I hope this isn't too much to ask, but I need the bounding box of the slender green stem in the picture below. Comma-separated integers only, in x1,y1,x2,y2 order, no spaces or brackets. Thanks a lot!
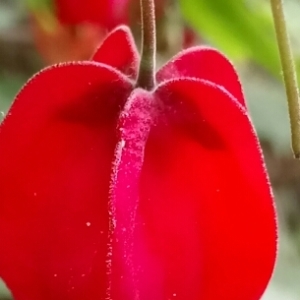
270,0,300,158
136,0,156,90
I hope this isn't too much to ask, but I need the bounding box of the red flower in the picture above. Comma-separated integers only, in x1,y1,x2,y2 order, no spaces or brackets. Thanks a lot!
0,26,276,299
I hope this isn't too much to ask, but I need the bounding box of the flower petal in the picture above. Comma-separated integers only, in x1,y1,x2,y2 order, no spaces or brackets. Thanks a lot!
148,78,276,299
110,79,276,299
156,47,246,107
92,26,139,80
0,63,132,300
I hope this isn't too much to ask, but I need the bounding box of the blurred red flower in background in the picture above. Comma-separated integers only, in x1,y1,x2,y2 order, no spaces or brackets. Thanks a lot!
55,0,129,27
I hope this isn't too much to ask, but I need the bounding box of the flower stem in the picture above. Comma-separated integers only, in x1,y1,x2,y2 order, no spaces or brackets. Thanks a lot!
136,0,156,90
270,0,300,158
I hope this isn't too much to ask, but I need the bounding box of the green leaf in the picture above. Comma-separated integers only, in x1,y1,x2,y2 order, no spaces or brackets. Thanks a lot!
179,0,280,75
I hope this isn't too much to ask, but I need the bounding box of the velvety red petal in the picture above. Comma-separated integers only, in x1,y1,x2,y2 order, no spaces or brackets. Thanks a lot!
0,63,132,300
156,47,246,107
148,79,276,299
92,26,139,80
110,79,276,299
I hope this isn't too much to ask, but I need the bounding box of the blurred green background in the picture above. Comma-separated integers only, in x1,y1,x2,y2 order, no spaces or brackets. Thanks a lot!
1,0,300,299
